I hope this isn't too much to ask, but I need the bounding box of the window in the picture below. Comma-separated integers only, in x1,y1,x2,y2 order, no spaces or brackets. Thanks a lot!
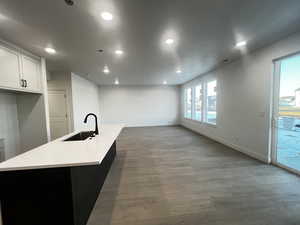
184,79,217,125
194,84,202,121
185,88,192,119
205,80,217,125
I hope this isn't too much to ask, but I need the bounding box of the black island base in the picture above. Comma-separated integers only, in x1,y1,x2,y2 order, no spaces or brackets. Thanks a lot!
0,141,116,225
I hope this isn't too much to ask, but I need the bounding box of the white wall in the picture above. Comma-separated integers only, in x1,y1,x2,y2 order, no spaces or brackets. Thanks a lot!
181,31,300,163
71,73,101,131
99,85,180,127
0,92,21,160
17,94,49,152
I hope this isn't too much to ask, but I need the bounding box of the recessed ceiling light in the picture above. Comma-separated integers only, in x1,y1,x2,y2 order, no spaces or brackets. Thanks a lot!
101,12,113,21
176,69,182,74
163,81,167,85
103,65,110,74
45,47,56,54
235,41,247,48
165,39,174,45
115,78,119,85
115,50,124,55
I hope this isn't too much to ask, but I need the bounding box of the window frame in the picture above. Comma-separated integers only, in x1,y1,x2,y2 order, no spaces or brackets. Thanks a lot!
193,83,203,122
183,78,217,126
204,79,217,126
184,87,193,119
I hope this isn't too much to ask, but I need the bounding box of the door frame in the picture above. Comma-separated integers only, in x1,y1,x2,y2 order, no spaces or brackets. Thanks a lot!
270,54,300,176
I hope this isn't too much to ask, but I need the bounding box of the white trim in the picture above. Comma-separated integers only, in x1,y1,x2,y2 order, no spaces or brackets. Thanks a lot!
41,58,51,142
126,123,180,128
273,162,300,176
270,53,300,176
182,124,269,163
0,85,42,94
183,87,192,119
204,79,217,125
270,60,281,164
191,86,196,119
202,122,217,128
193,83,203,122
272,50,300,63
0,38,40,61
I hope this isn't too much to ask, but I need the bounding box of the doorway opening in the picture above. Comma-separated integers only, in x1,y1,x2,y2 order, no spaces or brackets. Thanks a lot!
272,53,300,174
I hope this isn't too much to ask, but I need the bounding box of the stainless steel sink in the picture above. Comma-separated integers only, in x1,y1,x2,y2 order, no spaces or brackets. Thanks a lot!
63,131,95,141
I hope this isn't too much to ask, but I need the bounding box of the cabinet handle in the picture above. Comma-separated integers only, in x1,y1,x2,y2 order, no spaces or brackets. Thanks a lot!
24,80,28,88
20,79,24,87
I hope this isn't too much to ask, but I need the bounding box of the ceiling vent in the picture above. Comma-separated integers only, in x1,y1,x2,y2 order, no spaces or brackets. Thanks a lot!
65,0,74,6
223,59,230,64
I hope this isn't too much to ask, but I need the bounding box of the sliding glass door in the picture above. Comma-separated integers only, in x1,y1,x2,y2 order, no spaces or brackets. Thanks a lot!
273,53,300,173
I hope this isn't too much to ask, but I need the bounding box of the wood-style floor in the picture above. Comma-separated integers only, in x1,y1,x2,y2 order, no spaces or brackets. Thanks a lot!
87,126,300,225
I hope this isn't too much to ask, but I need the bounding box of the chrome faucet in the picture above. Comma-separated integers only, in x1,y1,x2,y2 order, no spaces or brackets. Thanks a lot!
84,113,99,135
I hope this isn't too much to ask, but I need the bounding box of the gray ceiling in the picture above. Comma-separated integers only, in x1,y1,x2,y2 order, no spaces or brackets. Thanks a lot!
1,0,300,85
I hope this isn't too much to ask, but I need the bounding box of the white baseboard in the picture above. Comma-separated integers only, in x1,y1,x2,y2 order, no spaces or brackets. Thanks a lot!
181,124,270,164
127,123,180,128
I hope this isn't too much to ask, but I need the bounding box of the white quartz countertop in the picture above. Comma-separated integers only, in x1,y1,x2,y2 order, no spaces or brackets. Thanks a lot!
0,124,124,172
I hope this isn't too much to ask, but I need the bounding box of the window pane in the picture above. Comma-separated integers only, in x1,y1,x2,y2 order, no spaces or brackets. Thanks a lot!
185,88,192,118
206,80,217,124
194,85,202,121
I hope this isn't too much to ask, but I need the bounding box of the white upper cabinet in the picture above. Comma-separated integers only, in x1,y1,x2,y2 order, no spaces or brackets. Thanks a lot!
0,43,42,93
0,45,21,89
21,54,41,92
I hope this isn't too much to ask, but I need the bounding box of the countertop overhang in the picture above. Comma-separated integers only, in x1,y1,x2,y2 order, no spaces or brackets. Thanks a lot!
0,124,124,172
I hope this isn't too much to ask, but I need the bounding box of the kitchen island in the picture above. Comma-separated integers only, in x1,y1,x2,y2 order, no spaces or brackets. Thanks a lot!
0,124,123,225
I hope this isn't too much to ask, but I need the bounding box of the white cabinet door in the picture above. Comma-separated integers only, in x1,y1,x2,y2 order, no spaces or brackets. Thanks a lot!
22,55,41,92
0,45,21,89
